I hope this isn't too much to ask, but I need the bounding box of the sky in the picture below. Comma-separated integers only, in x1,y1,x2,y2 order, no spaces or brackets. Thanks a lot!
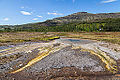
0,0,120,25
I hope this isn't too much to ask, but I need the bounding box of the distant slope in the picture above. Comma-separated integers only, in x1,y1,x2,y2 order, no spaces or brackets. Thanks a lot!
1,12,120,32
21,12,120,27
52,12,120,23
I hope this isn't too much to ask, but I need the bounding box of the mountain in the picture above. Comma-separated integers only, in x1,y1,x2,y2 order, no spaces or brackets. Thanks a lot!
22,12,120,27
1,12,120,32
51,12,120,23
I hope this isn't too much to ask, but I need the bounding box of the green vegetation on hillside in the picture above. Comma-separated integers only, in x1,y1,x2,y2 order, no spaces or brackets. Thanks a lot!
0,18,120,32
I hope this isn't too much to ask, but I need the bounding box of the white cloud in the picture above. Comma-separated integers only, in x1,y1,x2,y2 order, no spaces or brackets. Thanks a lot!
37,15,43,18
21,6,25,9
73,0,75,3
33,18,38,21
47,12,63,15
20,11,32,15
101,0,117,3
3,18,9,21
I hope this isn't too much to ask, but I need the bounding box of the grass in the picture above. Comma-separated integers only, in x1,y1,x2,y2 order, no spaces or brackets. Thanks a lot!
30,36,60,41
0,32,60,45
0,32,120,45
58,32,120,45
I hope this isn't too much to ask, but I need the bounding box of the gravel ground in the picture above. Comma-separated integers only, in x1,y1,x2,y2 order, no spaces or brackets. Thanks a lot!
0,38,120,80
26,46,105,73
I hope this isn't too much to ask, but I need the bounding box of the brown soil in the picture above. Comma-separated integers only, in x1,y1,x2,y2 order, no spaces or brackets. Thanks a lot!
1,67,120,80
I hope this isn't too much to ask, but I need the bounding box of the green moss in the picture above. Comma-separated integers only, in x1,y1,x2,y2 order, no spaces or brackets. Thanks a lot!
57,33,67,36
48,36,60,40
30,36,60,41
99,39,120,44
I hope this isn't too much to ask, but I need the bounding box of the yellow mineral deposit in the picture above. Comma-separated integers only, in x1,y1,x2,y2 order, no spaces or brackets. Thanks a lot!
72,46,118,73
11,50,50,73
11,44,66,74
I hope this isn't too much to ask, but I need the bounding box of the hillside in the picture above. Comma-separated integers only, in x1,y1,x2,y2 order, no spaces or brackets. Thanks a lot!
18,12,120,26
52,12,120,23
1,12,120,32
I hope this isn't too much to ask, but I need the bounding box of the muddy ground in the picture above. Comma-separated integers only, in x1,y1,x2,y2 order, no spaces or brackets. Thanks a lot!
0,38,120,80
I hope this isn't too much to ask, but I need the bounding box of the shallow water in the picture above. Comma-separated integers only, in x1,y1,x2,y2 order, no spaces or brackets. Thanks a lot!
0,46,7,50
68,39,82,42
0,45,15,50
0,39,94,51
60,38,94,44
0,42,41,50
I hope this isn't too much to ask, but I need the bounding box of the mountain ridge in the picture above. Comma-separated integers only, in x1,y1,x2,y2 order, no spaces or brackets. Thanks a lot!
1,12,120,26
24,12,120,27
1,12,120,32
